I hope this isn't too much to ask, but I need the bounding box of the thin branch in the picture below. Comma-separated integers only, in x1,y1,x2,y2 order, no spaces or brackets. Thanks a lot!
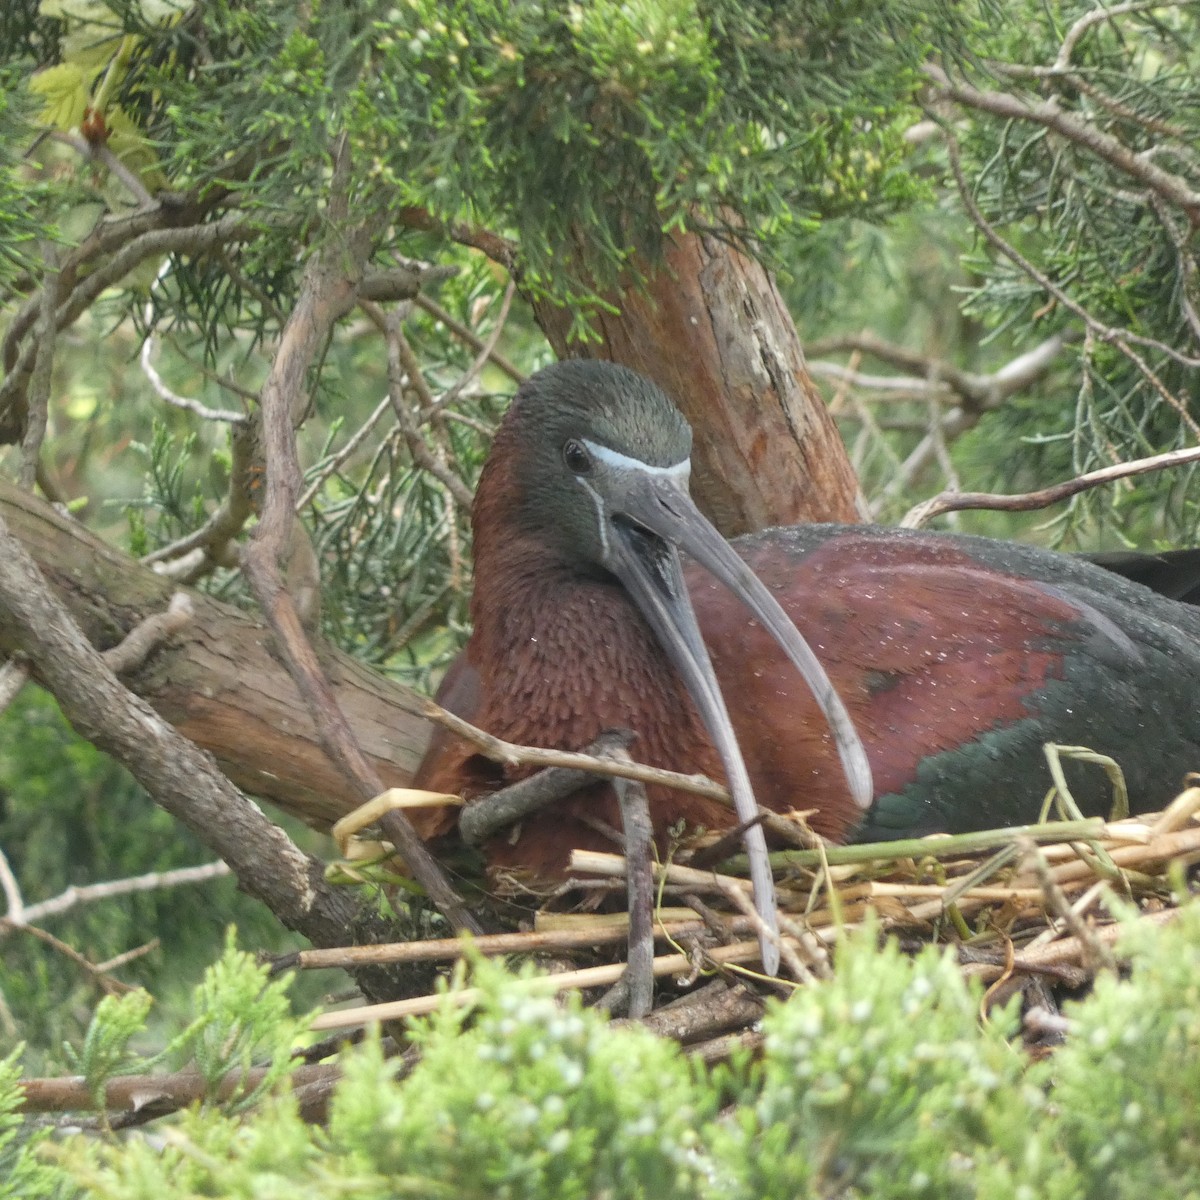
901,443,1200,527
1,861,231,932
424,279,518,416
418,696,732,805
140,333,246,424
1,211,265,420
18,247,60,489
459,730,636,846
3,191,222,370
7,921,136,994
808,332,1069,413
939,129,1200,378
0,844,25,924
1054,0,1184,68
414,292,526,383
101,592,193,675
925,62,1200,222
240,147,480,938
17,1063,341,1116
273,913,756,974
309,936,782,1032
384,317,476,509
296,392,393,512
600,758,655,1018
395,205,518,270
141,415,261,570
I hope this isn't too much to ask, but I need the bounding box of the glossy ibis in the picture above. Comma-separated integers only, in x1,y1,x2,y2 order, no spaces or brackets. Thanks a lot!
414,360,1200,928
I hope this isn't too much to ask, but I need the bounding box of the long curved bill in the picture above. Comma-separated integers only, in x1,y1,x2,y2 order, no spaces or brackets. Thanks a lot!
601,470,874,977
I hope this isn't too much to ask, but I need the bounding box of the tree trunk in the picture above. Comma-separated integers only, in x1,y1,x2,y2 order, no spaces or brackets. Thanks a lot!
532,229,866,536
0,480,426,830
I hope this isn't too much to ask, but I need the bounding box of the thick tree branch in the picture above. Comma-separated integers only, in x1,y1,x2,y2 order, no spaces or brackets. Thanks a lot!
0,478,431,830
0,515,365,950
241,156,480,937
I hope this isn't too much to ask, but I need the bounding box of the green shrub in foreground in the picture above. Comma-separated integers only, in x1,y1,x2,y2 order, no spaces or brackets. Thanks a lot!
8,907,1200,1198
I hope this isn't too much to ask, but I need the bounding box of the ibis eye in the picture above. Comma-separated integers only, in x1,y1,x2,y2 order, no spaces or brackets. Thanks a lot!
563,439,592,475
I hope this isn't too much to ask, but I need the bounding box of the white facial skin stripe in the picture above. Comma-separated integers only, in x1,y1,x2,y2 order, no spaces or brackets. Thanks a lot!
578,477,610,559
581,438,691,481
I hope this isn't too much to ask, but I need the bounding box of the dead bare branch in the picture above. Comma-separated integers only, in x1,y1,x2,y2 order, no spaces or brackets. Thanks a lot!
1,861,231,933
240,146,480,938
901,442,1200,527
808,332,1070,413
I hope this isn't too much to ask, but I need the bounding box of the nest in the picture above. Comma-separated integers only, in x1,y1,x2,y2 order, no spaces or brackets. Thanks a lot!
304,768,1200,1059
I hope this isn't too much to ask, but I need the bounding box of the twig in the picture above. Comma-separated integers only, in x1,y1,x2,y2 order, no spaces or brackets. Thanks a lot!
101,593,194,674
719,878,811,984
569,850,805,907
17,1063,342,1116
140,330,246,424
1020,839,1118,972
18,246,60,489
296,393,393,512
396,205,518,270
1,861,231,933
414,292,525,383
602,762,656,1017
900,442,1200,527
0,844,25,924
627,979,764,1042
459,730,636,846
423,279,518,417
141,416,261,570
1054,0,1180,68
384,318,475,509
5,921,136,994
309,936,798,1032
419,698,731,804
274,914,756,975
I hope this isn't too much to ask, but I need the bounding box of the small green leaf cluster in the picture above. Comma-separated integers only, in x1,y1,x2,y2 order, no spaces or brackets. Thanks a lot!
0,1049,76,1200
1053,909,1200,1198
330,961,714,1199
60,991,154,1108
163,929,304,1111
718,933,1072,1199
6,908,1200,1198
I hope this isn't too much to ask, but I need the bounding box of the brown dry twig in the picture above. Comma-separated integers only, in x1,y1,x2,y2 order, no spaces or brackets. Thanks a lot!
901,443,1200,527
238,146,479,938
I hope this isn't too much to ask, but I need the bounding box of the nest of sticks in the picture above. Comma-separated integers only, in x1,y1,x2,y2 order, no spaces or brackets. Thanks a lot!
301,751,1200,1059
